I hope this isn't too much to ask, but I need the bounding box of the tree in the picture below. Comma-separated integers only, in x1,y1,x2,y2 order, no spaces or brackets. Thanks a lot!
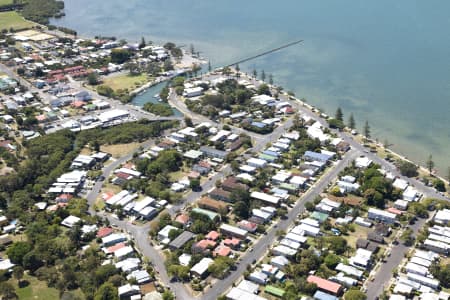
208,61,212,72
257,84,271,96
261,69,266,82
398,161,418,177
162,291,175,300
6,242,32,265
363,120,370,140
433,179,446,192
335,107,343,122
233,201,249,219
447,167,450,183
87,72,99,85
208,256,233,278
344,289,367,300
426,154,434,174
184,117,193,127
139,37,146,49
324,253,341,269
252,69,257,78
190,179,201,191
94,282,119,300
347,113,355,129
269,74,274,85
22,251,43,273
0,282,17,300
327,236,348,255
400,228,414,246
13,266,23,285
110,49,131,64
235,64,240,73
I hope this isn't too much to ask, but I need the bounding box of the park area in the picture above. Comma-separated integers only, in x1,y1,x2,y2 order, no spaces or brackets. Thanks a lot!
0,11,34,31
102,73,150,92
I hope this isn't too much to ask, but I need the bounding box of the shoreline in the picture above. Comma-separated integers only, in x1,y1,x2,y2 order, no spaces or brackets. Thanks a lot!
16,12,450,184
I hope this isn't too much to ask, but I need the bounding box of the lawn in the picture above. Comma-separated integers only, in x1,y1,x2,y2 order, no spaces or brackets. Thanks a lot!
0,0,13,6
102,73,150,92
100,142,141,158
0,11,34,31
11,274,59,300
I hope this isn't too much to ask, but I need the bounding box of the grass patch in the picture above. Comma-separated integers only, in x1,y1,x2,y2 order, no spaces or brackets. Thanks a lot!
169,170,186,182
0,11,34,31
342,224,371,249
100,142,142,158
10,274,59,300
0,0,13,7
102,73,149,92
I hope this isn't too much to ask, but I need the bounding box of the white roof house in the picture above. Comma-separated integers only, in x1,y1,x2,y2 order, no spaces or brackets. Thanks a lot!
355,156,372,168
247,158,267,168
190,257,214,277
335,263,364,279
157,225,178,241
250,191,280,206
114,246,134,261
97,109,129,123
102,233,127,247
405,262,429,277
226,288,267,300
297,223,320,237
403,186,419,202
132,197,155,213
219,223,248,238
61,215,81,228
272,245,297,257
434,209,450,225
393,178,409,191
350,248,372,269
271,256,290,269
407,273,439,289
236,279,259,295
368,208,397,224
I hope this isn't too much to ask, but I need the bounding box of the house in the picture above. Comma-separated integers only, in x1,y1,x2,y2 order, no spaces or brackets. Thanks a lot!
127,269,151,284
191,208,220,221
313,291,339,300
407,272,439,289
434,209,450,225
271,245,297,257
374,223,391,237
355,217,373,227
157,225,178,242
265,285,285,298
405,262,428,277
349,248,372,269
368,208,397,224
198,197,228,213
221,177,248,192
192,239,216,254
307,275,343,295
199,146,228,159
102,233,127,247
271,256,289,269
393,178,409,191
169,231,195,250
206,231,220,241
213,245,232,257
247,158,267,168
190,257,214,278
118,284,140,298
61,215,81,228
394,199,409,211
337,181,360,193
220,224,247,239
184,87,203,98
423,239,449,254
237,220,257,233
223,237,241,249
236,280,259,295
184,149,203,160
250,191,280,206
335,263,363,279
304,151,332,163
248,270,268,285
226,288,266,300
355,156,372,168
368,232,385,244
403,186,419,202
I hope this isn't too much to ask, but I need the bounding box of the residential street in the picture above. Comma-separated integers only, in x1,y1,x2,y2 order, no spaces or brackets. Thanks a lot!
81,73,449,300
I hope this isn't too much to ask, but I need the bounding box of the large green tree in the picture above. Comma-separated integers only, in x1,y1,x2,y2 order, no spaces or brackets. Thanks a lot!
94,283,118,300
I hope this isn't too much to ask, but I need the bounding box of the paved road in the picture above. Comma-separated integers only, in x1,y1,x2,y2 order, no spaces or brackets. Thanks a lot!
365,216,427,300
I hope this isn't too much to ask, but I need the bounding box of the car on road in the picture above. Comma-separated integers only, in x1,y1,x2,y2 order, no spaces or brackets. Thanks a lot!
98,175,105,181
